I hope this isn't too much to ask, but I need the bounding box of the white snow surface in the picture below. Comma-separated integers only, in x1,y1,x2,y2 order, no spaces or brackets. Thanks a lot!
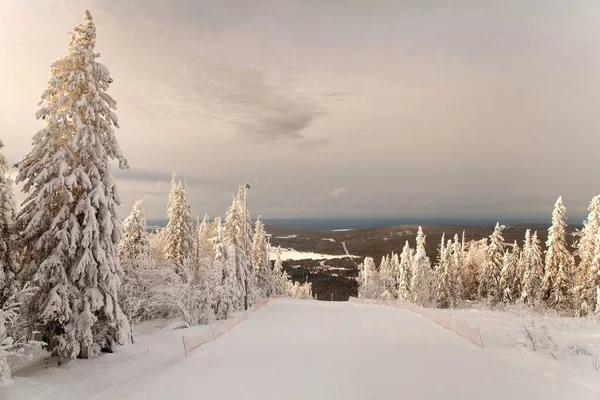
331,228,354,232
270,247,357,261
275,235,297,239
6,298,600,399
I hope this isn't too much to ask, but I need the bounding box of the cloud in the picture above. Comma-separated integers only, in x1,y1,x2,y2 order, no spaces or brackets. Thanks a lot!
140,57,327,144
329,187,348,198
198,64,326,143
113,167,236,189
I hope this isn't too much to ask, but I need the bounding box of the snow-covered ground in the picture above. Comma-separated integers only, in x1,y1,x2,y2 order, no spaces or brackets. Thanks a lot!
435,304,600,391
331,228,354,232
271,247,358,261
5,299,599,399
275,235,297,239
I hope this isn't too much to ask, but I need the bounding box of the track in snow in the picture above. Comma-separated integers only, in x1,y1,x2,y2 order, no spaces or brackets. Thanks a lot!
6,298,596,399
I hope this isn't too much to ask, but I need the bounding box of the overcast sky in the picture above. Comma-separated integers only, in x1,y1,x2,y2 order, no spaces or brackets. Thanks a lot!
0,0,599,222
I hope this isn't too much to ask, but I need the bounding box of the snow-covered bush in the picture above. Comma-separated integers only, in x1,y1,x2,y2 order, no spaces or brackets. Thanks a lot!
149,229,168,265
357,257,383,299
1,284,41,382
122,260,214,328
457,239,486,301
285,279,313,300
151,264,214,327
513,319,557,352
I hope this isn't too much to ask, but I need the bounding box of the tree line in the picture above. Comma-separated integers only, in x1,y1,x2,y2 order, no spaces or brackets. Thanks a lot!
358,195,600,315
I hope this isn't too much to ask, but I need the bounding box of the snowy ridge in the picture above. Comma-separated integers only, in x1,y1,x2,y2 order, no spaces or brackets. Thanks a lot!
348,297,483,348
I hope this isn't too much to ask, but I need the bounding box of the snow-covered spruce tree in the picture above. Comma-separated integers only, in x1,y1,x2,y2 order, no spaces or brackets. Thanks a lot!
379,254,395,299
252,216,271,298
357,257,382,299
196,214,214,272
434,240,457,308
119,199,150,268
478,223,505,305
520,230,544,304
0,139,17,302
15,11,130,360
235,186,256,304
271,247,284,295
541,196,574,309
436,233,446,265
499,241,520,303
510,241,523,302
390,252,400,295
410,227,433,306
579,228,600,315
118,200,150,331
518,229,532,303
573,195,600,313
164,175,196,278
460,239,486,300
212,219,236,319
224,195,250,311
397,241,413,300
450,234,464,301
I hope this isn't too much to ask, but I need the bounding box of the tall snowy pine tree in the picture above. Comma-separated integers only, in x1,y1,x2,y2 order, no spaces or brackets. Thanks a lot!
213,219,237,319
478,223,505,304
235,186,256,307
574,195,600,314
520,230,544,304
0,139,17,302
397,241,413,300
224,193,251,310
196,214,214,272
118,199,150,268
379,255,396,299
499,241,520,303
252,216,271,298
164,174,196,279
435,240,457,308
271,247,285,295
15,11,130,360
451,234,464,301
581,228,600,314
541,196,573,309
410,227,433,306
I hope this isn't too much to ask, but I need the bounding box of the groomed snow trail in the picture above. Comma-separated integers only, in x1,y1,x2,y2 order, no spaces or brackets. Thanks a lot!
6,298,597,399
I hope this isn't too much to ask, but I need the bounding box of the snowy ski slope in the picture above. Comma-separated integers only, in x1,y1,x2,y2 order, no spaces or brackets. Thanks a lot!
5,298,599,399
